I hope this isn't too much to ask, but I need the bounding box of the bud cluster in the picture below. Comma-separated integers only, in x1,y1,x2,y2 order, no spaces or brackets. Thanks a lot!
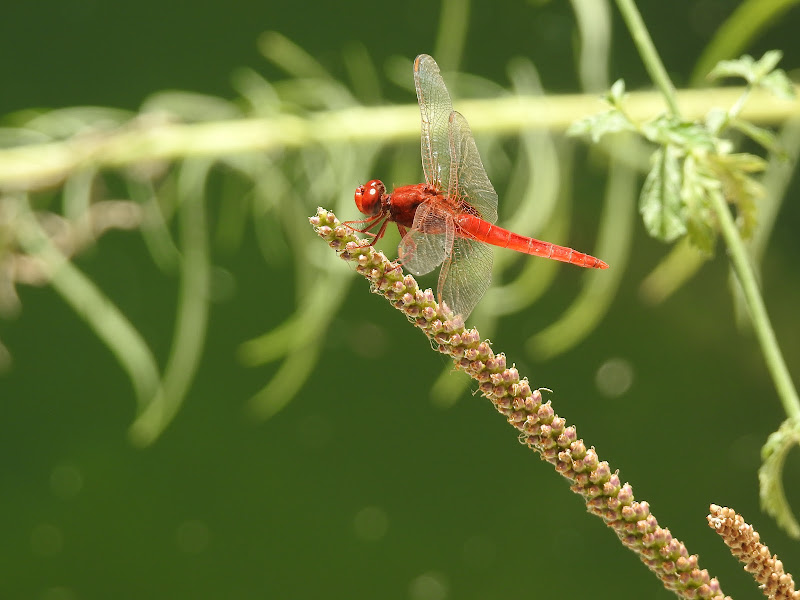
708,504,798,600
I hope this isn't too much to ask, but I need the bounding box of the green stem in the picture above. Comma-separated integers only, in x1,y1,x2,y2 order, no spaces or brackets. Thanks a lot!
3,87,799,191
615,0,681,117
433,0,470,71
727,85,753,122
709,192,800,419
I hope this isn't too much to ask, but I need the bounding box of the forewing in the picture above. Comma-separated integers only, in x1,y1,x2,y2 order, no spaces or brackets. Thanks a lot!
439,235,494,319
448,111,498,224
398,201,454,276
414,54,454,191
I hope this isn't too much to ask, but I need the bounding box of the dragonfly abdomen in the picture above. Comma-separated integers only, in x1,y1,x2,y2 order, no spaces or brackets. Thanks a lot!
458,214,608,269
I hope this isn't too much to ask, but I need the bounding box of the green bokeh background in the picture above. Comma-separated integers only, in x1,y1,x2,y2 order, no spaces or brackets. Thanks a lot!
1,1,799,598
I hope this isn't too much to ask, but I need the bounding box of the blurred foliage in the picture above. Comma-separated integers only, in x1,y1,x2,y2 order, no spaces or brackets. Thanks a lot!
2,29,636,440
2,0,800,598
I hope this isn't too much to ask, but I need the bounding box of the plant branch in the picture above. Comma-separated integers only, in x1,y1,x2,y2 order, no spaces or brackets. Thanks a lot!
616,0,800,415
615,0,681,117
310,207,730,600
612,1,800,543
2,87,799,190
708,189,800,419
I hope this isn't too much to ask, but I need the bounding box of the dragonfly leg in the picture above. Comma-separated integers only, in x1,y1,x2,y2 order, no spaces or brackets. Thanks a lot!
342,213,385,237
364,217,391,247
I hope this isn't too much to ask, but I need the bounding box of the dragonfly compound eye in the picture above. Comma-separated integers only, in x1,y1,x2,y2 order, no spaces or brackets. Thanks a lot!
354,179,385,216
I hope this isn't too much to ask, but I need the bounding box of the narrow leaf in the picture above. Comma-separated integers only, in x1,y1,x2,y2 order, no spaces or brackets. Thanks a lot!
681,155,717,254
760,420,800,539
714,151,768,173
707,50,790,90
704,107,728,136
760,70,796,100
736,183,759,239
607,79,626,105
729,119,782,154
707,54,757,83
567,109,635,143
707,152,765,239
642,116,714,150
752,49,783,80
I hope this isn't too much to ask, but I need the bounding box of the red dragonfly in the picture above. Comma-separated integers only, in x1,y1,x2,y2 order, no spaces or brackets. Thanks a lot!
351,54,608,319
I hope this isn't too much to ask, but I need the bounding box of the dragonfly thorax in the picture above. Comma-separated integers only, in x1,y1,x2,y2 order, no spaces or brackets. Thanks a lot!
354,179,386,217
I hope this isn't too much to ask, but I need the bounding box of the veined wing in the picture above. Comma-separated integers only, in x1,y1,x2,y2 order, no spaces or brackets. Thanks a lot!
398,201,455,276
448,111,498,224
439,234,494,319
400,201,493,319
414,54,454,192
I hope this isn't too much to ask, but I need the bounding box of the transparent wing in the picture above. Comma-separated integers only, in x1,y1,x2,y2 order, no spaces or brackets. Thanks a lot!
398,201,454,276
414,54,454,191
448,111,498,224
439,235,494,319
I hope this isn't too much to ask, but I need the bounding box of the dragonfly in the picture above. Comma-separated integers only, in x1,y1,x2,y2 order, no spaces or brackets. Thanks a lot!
350,54,608,319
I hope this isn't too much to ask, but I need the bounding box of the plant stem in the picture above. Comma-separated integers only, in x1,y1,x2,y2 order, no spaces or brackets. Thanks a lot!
708,191,800,419
615,0,681,117
1,87,798,191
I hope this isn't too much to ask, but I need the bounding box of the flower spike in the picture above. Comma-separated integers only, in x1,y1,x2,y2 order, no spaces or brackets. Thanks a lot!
311,207,731,600
708,504,799,600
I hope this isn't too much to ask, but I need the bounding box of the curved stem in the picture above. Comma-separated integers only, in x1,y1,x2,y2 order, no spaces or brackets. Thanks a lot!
14,194,161,407
708,191,800,419
128,159,212,446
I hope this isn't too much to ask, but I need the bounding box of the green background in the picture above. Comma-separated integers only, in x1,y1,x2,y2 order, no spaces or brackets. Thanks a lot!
1,1,799,599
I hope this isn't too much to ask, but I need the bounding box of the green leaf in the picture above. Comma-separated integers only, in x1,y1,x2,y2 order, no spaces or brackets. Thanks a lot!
641,116,715,150
714,151,767,173
640,115,676,145
567,109,635,143
706,51,794,97
737,183,759,239
760,69,796,100
681,154,717,254
708,152,765,239
606,79,626,106
729,118,782,154
640,146,686,242
704,107,728,136
752,49,783,79
707,54,758,82
685,213,715,255
760,419,800,539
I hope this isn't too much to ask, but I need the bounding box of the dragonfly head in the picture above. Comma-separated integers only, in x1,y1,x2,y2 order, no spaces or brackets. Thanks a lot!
354,179,386,217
